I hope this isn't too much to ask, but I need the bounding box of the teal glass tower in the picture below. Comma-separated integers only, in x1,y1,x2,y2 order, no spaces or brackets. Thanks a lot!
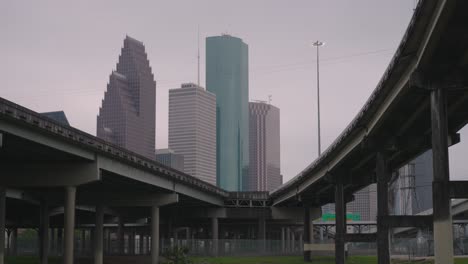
206,34,249,191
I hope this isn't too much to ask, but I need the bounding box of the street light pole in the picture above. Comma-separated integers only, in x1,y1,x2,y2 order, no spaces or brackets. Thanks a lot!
312,40,324,157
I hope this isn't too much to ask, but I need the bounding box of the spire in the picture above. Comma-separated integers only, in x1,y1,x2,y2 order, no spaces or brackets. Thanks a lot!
197,25,200,88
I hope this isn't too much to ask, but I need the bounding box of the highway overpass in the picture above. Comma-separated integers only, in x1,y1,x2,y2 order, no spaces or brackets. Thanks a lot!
1,0,468,264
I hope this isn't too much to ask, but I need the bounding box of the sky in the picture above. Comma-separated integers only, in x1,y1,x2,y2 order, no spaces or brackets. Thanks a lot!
1,0,466,182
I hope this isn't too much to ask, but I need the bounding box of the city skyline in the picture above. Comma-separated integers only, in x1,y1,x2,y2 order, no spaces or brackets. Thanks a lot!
2,0,467,183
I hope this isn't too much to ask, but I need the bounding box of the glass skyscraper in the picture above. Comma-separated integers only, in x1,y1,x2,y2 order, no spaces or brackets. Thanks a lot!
97,36,156,159
206,35,249,191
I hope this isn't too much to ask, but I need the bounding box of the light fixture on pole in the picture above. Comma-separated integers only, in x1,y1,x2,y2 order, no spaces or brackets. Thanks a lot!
312,40,325,157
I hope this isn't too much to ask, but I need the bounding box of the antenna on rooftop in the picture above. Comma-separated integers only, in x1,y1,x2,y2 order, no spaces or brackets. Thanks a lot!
268,95,272,104
197,25,200,88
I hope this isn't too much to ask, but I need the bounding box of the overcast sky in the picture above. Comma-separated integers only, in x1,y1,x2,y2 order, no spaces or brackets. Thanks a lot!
1,0,466,182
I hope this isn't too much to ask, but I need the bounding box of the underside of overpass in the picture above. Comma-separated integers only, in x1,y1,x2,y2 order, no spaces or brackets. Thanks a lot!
1,0,468,264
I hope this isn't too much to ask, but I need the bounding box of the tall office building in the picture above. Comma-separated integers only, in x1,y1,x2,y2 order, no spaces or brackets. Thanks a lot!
155,148,185,172
41,111,70,126
168,83,217,185
322,184,377,221
390,150,433,215
206,34,249,191
97,36,156,159
248,102,281,191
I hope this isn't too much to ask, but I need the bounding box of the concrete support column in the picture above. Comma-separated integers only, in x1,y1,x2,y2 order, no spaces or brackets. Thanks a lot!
64,186,76,264
286,227,291,252
304,207,312,261
11,228,17,256
81,229,86,256
117,218,124,255
50,228,56,255
0,188,6,264
139,231,144,255
57,228,63,255
291,230,296,252
431,85,454,264
94,205,104,264
151,206,159,264
335,177,345,264
258,218,266,252
281,227,285,253
39,199,50,264
211,217,218,257
376,152,390,264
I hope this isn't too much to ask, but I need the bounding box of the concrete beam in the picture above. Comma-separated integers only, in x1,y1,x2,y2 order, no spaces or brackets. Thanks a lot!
0,121,95,160
97,156,223,206
272,207,321,221
449,181,468,198
0,161,99,187
80,193,179,207
345,233,377,243
381,215,433,228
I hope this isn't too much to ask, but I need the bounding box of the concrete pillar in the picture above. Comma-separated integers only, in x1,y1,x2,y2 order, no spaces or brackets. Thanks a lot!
335,177,345,264
286,227,291,252
50,228,56,255
94,205,104,264
211,217,218,256
57,228,63,255
291,230,296,252
0,188,5,264
117,218,124,255
304,207,312,261
299,233,303,252
258,218,266,252
11,228,17,256
431,85,454,264
81,229,86,256
376,152,390,264
39,199,50,264
64,186,76,264
281,227,285,253
139,231,144,255
151,206,159,264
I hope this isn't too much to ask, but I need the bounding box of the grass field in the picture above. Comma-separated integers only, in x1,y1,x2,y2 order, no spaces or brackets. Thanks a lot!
192,256,468,264
6,256,468,264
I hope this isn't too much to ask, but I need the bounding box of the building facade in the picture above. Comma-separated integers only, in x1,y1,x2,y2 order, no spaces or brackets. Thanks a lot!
248,102,281,191
322,184,377,221
97,36,156,159
41,111,70,126
390,150,433,215
168,83,217,185
206,34,249,191
155,148,185,172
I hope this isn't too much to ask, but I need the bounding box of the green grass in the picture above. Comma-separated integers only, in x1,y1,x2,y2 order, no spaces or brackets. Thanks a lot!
191,256,376,264
5,256,468,264
191,256,468,264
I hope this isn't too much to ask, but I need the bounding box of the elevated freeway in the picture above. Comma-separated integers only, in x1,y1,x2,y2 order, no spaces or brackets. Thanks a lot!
268,0,468,263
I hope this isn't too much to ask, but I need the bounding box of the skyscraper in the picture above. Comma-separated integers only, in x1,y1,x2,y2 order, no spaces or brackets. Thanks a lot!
168,83,217,185
390,150,433,215
248,102,281,191
206,34,249,191
155,148,185,172
97,36,156,159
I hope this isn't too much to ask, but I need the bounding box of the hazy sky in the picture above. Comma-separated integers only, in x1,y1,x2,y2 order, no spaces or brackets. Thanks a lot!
2,0,466,182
